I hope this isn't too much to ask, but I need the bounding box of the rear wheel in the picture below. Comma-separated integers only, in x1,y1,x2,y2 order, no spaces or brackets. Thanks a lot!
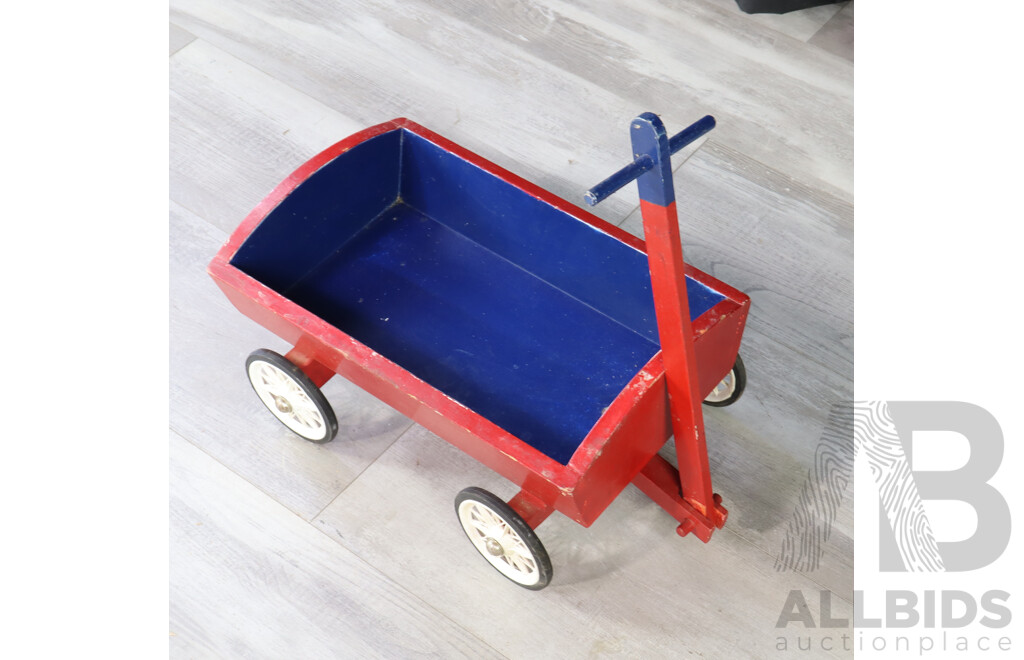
703,354,746,407
455,487,552,590
245,349,338,443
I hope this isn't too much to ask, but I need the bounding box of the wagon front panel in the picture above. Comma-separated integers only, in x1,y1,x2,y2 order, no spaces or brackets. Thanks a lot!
562,355,671,526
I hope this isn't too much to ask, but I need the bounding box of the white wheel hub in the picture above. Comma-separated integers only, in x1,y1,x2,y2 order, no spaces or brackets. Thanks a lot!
247,359,328,441
457,499,540,586
705,369,736,403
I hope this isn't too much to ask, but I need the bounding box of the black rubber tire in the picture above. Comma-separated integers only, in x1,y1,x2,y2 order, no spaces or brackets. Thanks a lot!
455,487,553,590
245,348,338,443
703,354,747,407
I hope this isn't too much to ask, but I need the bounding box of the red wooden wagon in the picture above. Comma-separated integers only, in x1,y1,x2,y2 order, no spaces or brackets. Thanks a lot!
208,113,749,589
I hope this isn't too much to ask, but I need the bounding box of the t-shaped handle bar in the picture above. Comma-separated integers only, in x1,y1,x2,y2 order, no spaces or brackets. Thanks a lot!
583,114,715,207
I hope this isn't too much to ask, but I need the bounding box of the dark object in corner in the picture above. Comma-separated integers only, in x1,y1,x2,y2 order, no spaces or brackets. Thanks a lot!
735,0,840,14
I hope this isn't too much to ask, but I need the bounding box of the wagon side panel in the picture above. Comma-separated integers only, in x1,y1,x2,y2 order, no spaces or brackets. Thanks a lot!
212,267,575,506
327,349,570,507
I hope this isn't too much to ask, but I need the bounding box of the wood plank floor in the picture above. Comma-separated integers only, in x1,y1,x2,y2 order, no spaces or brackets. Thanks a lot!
170,1,853,657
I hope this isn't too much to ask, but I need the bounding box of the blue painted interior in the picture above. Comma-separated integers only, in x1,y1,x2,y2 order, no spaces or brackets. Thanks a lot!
233,128,725,465
231,130,402,293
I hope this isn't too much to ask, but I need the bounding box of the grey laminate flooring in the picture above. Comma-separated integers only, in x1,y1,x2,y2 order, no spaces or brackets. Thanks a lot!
170,1,854,657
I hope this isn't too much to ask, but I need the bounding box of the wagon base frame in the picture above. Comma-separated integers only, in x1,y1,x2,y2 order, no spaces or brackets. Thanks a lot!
632,454,728,542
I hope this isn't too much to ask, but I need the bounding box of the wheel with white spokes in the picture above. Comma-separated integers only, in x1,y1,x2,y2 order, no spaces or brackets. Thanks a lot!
703,354,746,407
455,487,552,590
245,349,338,443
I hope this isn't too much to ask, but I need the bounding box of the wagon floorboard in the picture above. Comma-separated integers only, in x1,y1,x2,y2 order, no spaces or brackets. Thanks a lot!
170,0,853,656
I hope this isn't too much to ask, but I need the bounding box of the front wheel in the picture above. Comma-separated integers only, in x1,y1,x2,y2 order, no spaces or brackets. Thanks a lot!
245,349,338,443
455,487,552,590
703,354,746,407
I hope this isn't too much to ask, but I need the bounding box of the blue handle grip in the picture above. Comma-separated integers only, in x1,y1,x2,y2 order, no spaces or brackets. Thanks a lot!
584,115,715,207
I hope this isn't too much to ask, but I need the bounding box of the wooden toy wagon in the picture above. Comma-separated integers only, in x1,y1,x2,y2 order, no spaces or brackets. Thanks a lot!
208,113,749,589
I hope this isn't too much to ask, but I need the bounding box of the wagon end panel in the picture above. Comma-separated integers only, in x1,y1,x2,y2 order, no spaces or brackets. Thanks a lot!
228,128,404,294
564,357,671,527
692,293,750,398
208,268,310,350
209,119,407,279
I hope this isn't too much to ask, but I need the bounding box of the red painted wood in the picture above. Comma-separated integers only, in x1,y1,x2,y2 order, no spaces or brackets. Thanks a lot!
693,297,749,398
631,454,727,543
568,355,670,526
639,199,724,527
507,489,556,530
284,344,335,388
